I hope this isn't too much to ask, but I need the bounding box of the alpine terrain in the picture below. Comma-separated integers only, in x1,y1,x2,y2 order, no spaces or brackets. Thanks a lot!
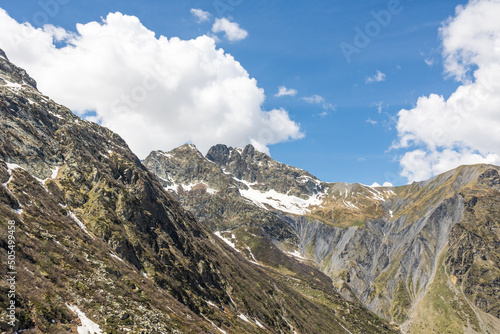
143,143,500,334
0,49,401,333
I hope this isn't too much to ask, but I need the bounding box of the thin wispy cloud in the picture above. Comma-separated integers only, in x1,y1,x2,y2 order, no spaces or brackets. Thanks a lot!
302,94,335,116
365,70,386,84
372,101,384,114
212,18,248,42
275,86,297,97
424,58,435,66
302,95,324,104
190,8,211,23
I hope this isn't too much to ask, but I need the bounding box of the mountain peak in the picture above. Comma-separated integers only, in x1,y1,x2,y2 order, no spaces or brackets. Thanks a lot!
206,144,231,165
0,48,9,61
0,49,37,89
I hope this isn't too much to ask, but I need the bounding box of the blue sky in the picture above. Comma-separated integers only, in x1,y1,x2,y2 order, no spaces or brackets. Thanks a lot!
2,0,498,186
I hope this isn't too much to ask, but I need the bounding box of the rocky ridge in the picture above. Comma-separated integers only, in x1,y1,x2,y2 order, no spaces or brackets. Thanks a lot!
144,143,500,334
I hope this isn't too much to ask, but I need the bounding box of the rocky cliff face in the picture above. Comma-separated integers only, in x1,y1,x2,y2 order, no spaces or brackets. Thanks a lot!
0,50,397,334
144,143,500,334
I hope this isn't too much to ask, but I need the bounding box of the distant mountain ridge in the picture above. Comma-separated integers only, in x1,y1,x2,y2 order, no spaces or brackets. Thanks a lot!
144,143,500,334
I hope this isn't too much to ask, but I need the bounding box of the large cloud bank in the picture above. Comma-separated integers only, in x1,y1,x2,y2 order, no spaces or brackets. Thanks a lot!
0,10,303,156
395,0,500,182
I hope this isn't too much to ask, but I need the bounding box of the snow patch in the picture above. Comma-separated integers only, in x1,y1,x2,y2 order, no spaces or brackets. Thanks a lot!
66,304,102,334
255,319,265,329
201,314,227,334
285,250,307,260
2,163,24,215
246,246,258,262
3,163,21,187
239,186,324,215
1,78,22,91
221,168,233,175
160,152,174,159
236,177,258,187
183,182,217,194
214,231,240,252
33,166,60,191
110,252,125,263
238,314,251,323
50,166,60,179
165,181,217,195
68,211,94,239
364,186,386,202
342,200,359,210
205,300,218,308
47,110,64,119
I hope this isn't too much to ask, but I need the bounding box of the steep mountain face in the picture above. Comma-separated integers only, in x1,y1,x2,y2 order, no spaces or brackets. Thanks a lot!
144,144,500,334
0,50,397,334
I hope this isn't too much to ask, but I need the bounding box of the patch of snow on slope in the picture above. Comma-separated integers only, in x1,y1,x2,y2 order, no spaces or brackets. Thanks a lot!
255,319,265,329
236,178,258,187
285,250,307,260
238,314,251,323
201,314,227,334
66,304,102,334
3,163,21,187
159,151,173,159
165,181,217,194
364,186,386,201
32,166,61,191
342,200,359,210
246,246,258,262
2,163,24,215
239,187,323,215
47,110,64,119
183,182,217,194
214,231,240,252
50,166,60,179
297,175,321,185
110,252,125,263
68,211,94,239
205,300,218,308
1,79,22,91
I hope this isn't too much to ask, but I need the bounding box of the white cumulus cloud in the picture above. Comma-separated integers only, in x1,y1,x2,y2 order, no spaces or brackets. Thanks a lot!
365,70,386,84
275,86,297,97
211,18,248,42
190,8,211,23
0,10,303,157
394,0,500,182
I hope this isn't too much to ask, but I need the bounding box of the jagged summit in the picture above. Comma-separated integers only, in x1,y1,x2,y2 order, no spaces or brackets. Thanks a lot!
0,48,8,60
0,48,37,89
